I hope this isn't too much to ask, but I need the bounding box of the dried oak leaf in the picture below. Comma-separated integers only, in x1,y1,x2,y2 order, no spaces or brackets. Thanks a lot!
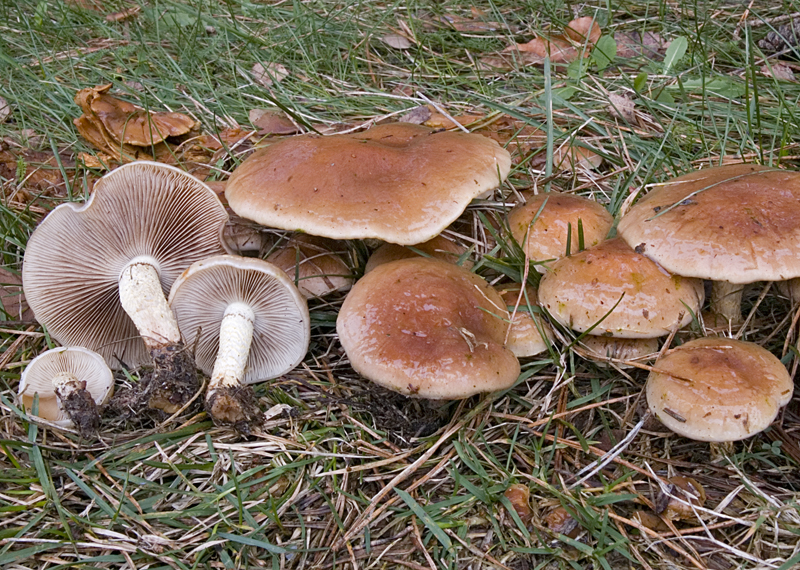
252,62,289,88
607,92,636,123
761,63,796,81
398,105,432,125
504,16,602,65
0,267,34,322
614,31,666,59
381,34,413,49
248,109,300,135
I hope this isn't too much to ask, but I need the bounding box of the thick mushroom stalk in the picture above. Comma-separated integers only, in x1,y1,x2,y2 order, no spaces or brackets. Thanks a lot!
205,303,260,427
168,255,310,432
22,162,230,414
708,281,745,325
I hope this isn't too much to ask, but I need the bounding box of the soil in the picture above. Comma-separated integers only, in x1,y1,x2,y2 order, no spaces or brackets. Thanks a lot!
206,384,262,434
144,344,199,413
55,382,100,438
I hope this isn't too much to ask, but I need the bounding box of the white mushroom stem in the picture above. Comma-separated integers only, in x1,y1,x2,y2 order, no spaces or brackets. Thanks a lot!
52,371,86,404
209,302,255,391
709,281,745,324
119,257,181,349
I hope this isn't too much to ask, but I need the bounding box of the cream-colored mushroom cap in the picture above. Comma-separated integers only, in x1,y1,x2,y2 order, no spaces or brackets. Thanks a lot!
225,123,511,245
646,337,793,442
508,193,612,272
168,255,310,384
19,347,113,425
538,238,704,338
336,257,520,399
617,163,800,283
495,283,552,357
22,161,229,368
578,336,659,368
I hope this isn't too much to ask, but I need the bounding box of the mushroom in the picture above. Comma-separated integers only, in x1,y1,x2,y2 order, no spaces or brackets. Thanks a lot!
538,239,704,364
508,192,613,272
364,235,471,273
336,257,520,399
168,255,310,431
225,123,511,245
646,337,794,441
266,234,353,298
22,161,229,412
494,283,553,357
617,163,800,324
18,347,114,437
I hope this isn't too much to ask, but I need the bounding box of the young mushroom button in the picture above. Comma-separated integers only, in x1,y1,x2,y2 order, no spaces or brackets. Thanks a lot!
19,347,114,437
168,255,310,432
22,161,229,413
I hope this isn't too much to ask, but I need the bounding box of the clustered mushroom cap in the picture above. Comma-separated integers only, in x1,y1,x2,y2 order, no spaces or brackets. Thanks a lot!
646,337,793,442
364,235,471,273
225,123,511,245
495,283,552,357
508,192,613,271
22,162,229,369
168,255,310,384
266,234,353,298
618,163,800,283
336,257,520,399
538,238,704,338
19,347,113,425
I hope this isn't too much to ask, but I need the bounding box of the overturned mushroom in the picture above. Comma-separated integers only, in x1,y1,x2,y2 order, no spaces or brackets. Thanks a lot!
23,161,229,412
19,347,114,437
168,255,310,431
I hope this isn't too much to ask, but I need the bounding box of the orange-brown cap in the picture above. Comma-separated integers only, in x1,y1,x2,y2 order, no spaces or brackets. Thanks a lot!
646,337,793,441
495,283,552,357
618,164,800,283
336,257,520,399
225,123,511,245
508,192,612,271
364,235,471,273
538,238,704,338
266,234,353,299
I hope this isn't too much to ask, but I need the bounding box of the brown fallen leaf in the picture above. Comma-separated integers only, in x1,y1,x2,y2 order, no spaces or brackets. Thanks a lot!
630,510,670,532
494,16,601,67
248,109,300,135
106,6,141,22
607,92,636,123
0,268,34,322
381,34,413,49
423,108,486,129
545,507,580,538
252,62,289,88
0,96,9,123
761,63,796,82
398,105,432,125
614,31,667,59
655,476,706,522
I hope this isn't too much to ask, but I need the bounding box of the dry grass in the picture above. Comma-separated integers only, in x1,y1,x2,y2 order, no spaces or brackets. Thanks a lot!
3,1,800,569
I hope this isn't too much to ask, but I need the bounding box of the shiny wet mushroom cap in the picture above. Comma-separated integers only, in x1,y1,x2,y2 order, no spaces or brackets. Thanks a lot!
336,257,520,399
225,123,511,245
646,337,793,442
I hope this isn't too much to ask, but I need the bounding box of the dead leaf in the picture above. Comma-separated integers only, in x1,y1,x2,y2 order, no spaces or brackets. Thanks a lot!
398,105,432,125
381,34,413,49
0,149,79,204
614,31,666,59
607,92,636,122
762,63,796,81
499,16,602,66
0,96,9,123
77,152,113,170
545,507,580,538
630,510,669,532
0,268,34,322
249,109,300,135
424,109,486,129
252,62,289,88
106,6,140,22
435,12,502,33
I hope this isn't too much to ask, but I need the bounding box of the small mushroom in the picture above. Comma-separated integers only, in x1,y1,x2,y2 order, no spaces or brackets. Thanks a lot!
494,283,552,357
646,337,794,441
364,235,471,273
654,476,706,522
22,162,229,413
266,234,353,298
168,255,310,431
19,347,113,437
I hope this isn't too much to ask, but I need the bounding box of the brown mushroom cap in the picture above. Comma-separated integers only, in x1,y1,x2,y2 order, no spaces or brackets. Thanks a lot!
508,192,613,271
266,234,353,298
538,238,704,338
618,163,800,283
336,257,520,399
646,337,793,442
225,123,511,245
578,336,659,367
364,235,471,273
495,283,552,357
22,162,229,369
